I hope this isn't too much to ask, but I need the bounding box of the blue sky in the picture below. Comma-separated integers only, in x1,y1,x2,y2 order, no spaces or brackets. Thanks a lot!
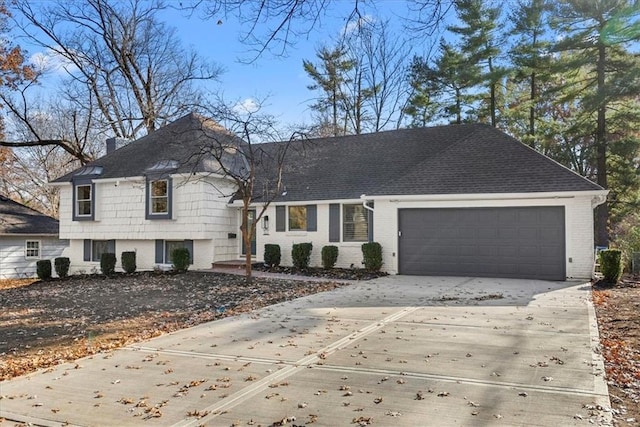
22,1,437,130
156,1,414,126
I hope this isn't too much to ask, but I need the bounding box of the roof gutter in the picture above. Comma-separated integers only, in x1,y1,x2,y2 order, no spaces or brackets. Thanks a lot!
362,189,609,203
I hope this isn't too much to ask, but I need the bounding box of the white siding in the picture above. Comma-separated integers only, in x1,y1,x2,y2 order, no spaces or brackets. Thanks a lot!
0,236,69,279
58,175,237,271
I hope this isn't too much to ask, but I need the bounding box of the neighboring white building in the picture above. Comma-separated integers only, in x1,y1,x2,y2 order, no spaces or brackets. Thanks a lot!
0,196,68,279
51,113,607,280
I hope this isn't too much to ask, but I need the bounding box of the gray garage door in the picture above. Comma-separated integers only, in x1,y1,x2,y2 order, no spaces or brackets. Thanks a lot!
398,207,565,280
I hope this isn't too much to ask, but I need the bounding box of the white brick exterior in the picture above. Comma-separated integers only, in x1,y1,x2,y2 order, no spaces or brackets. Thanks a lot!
255,192,602,279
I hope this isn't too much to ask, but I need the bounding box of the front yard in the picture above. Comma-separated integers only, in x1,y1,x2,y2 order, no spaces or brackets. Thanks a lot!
1,271,638,425
0,271,345,381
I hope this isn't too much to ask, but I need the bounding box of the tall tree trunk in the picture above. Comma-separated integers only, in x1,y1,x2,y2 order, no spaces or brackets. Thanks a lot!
529,70,536,148
242,202,253,282
488,56,496,127
595,40,609,247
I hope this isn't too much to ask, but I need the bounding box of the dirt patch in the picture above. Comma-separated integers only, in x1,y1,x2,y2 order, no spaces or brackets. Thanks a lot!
592,275,640,426
253,264,388,280
0,271,346,381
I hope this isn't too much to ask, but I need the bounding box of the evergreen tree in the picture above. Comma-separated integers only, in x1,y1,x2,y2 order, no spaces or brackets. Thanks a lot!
507,0,553,147
448,0,504,126
303,46,355,136
552,0,640,246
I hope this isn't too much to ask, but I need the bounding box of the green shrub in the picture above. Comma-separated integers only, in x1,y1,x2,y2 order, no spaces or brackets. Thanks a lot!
171,247,190,272
292,242,313,269
100,253,116,276
321,245,339,269
36,259,52,280
599,249,623,283
121,251,137,274
264,244,281,268
54,257,70,278
362,242,383,272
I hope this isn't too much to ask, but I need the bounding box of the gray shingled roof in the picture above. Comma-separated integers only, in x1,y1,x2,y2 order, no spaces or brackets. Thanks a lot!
52,113,247,182
253,124,602,203
0,196,59,235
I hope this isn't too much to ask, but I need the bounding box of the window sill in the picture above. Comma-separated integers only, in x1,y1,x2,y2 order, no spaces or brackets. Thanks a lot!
286,231,308,237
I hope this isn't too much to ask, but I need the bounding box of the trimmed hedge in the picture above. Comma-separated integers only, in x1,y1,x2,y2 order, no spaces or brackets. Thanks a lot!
264,244,281,268
599,249,623,283
100,253,116,276
121,251,137,274
321,245,339,269
362,242,383,272
292,242,313,269
36,259,52,280
172,247,190,272
54,257,70,278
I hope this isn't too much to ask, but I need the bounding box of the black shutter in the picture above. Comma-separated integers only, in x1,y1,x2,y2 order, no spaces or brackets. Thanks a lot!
275,206,285,232
83,239,91,261
306,205,317,232
155,240,164,263
329,204,340,242
184,240,194,264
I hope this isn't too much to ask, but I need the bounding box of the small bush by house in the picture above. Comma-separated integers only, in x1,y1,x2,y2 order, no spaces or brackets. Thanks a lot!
362,242,383,272
264,244,281,268
599,249,623,283
121,251,137,273
172,247,190,272
292,243,313,269
321,245,339,269
54,257,70,278
36,259,52,280
100,253,117,275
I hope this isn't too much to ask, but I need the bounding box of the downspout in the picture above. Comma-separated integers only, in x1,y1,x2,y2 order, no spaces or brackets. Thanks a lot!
360,194,374,212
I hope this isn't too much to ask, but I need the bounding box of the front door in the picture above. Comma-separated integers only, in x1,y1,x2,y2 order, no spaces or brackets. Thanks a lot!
241,209,257,256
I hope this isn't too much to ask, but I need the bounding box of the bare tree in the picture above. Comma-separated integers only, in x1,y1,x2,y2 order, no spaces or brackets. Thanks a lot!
190,100,304,280
10,0,222,142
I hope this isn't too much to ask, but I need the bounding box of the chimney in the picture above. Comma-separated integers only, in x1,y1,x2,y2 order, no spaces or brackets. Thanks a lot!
106,137,116,155
106,137,130,155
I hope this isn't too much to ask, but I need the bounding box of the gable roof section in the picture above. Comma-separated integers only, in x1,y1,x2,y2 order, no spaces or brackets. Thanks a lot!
0,196,59,235
52,113,247,183
255,124,602,203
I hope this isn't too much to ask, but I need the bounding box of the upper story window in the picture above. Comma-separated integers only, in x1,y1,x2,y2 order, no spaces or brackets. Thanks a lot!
25,240,40,258
145,177,172,220
72,166,101,222
76,184,92,216
343,204,370,242
150,180,169,214
288,206,307,230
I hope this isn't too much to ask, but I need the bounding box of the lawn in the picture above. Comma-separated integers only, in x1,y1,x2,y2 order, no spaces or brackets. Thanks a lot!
0,271,345,381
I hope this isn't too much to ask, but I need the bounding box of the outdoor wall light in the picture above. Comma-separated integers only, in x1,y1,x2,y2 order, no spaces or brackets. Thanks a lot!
262,215,269,231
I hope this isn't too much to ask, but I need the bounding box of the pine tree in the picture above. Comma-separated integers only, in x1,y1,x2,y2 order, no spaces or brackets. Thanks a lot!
552,0,640,246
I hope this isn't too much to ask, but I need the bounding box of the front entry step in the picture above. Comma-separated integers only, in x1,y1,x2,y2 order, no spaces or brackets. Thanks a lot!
212,260,246,269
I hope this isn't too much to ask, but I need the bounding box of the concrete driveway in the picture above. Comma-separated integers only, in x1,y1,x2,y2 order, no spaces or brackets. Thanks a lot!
0,276,611,426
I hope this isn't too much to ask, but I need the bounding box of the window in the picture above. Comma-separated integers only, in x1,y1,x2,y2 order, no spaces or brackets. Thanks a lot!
91,240,111,262
76,184,92,217
343,204,369,242
155,239,193,264
83,239,115,262
25,240,40,258
288,206,307,230
150,180,169,214
146,177,172,219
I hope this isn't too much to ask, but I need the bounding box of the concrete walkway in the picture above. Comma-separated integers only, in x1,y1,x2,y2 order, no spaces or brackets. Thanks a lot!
0,276,611,426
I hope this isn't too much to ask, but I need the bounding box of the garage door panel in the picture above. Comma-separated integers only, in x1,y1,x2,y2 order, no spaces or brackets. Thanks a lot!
399,207,565,280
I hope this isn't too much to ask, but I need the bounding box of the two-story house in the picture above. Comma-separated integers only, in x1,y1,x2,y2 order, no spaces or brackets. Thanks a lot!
52,113,607,280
